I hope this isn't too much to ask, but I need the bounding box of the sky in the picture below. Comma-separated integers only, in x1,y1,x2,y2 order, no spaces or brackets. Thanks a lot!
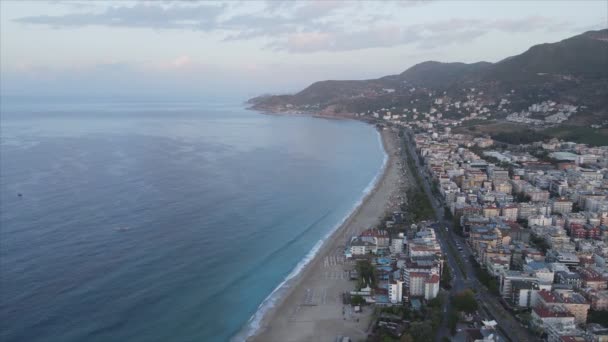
0,0,606,100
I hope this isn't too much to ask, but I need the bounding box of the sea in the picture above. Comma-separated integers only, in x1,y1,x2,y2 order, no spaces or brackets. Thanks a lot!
0,97,386,342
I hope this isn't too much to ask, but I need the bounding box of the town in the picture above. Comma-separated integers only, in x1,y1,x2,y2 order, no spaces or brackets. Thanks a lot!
338,108,608,342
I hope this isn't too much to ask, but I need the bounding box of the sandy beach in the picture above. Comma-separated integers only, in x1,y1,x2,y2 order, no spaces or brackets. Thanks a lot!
248,127,405,342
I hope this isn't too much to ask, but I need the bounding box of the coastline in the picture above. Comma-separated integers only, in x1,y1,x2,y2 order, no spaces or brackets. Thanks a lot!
238,121,404,342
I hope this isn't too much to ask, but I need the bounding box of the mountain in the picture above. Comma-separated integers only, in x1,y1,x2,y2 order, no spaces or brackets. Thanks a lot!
248,29,608,123
398,61,492,88
489,30,608,80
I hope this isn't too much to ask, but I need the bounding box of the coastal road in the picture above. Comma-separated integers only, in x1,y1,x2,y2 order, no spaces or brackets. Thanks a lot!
399,128,538,342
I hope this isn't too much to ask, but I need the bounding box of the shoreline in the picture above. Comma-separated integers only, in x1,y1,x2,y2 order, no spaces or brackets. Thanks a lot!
239,119,404,341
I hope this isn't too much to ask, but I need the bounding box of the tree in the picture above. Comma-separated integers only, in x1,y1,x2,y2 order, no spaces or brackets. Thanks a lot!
448,309,459,335
452,290,478,314
515,192,532,203
443,206,453,220
356,260,376,289
427,295,444,309
400,334,414,342
530,235,550,253
409,321,434,342
441,262,452,289
452,214,464,236
382,336,397,342
351,295,365,306
588,310,608,325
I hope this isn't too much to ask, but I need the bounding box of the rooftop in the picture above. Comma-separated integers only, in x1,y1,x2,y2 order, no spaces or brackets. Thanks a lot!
532,306,574,318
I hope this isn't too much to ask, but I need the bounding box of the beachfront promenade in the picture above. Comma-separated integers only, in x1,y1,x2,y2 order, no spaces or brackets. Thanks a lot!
250,128,406,342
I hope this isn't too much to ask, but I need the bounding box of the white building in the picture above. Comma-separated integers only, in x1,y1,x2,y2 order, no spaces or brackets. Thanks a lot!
349,239,375,256
389,280,404,304
528,215,552,227
500,271,539,299
424,274,440,300
408,272,427,297
390,238,404,254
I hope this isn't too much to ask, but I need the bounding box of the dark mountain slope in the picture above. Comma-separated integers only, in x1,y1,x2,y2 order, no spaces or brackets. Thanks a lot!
398,61,492,88
248,29,608,118
488,29,608,82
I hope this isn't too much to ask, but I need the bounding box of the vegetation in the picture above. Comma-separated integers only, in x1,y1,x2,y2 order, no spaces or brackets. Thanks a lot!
428,295,443,309
408,321,434,342
351,295,365,306
406,189,435,222
471,259,500,295
543,126,608,147
530,235,550,254
493,129,548,145
380,305,408,317
447,308,459,335
431,179,441,196
459,123,608,148
399,335,414,342
452,290,478,314
443,206,453,220
530,149,558,165
587,310,608,325
399,134,436,225
452,214,464,236
356,259,376,289
438,229,466,280
409,295,445,342
375,295,446,342
516,218,528,228
515,192,532,203
441,261,452,289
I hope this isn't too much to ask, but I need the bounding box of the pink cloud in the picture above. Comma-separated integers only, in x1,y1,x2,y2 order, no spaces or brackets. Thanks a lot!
286,32,333,52
171,55,192,68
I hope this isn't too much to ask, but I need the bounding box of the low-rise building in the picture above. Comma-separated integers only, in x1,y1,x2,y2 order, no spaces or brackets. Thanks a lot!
534,290,590,324
553,198,574,215
510,280,539,307
580,268,607,290
531,306,576,331
586,290,608,310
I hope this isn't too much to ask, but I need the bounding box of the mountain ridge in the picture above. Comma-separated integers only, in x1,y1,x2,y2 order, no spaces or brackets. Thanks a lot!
248,29,608,123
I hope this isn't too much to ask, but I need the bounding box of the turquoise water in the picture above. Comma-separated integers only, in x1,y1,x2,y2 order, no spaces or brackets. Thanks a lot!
0,99,386,342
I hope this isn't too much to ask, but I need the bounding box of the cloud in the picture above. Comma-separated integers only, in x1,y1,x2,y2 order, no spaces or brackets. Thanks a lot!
15,3,226,30
221,1,349,41
279,26,421,53
170,55,192,68
284,32,332,52
395,0,436,7
489,16,572,33
13,2,577,53
47,0,100,10
272,16,576,53
292,1,346,20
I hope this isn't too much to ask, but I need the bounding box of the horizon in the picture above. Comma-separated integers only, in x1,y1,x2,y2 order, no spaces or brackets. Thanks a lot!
1,1,606,99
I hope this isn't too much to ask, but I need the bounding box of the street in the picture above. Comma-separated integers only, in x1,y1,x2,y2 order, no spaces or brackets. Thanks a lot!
399,129,538,342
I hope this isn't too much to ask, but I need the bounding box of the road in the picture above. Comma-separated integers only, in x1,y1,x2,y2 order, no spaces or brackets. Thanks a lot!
399,129,538,342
